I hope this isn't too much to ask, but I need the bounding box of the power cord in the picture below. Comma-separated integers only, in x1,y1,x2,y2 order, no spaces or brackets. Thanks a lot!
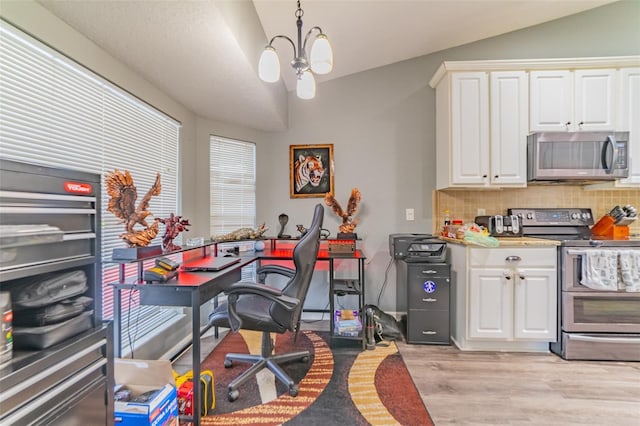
125,288,142,358
376,256,395,307
301,301,330,323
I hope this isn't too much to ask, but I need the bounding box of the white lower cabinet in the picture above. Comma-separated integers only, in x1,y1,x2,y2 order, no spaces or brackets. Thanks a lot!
469,266,556,341
450,244,557,352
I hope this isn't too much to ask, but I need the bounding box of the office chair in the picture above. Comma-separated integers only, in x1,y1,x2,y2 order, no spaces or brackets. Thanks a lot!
209,203,324,402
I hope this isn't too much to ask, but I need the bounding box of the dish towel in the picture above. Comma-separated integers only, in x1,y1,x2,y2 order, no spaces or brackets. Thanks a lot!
618,250,640,292
581,250,619,290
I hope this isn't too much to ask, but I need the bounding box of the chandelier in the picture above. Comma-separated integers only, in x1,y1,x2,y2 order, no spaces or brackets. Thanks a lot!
258,0,333,100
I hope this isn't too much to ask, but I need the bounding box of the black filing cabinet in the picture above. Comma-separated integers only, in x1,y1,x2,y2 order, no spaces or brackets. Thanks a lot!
401,262,451,345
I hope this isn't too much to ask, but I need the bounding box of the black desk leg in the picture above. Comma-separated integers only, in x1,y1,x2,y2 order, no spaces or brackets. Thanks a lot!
113,288,122,357
213,295,219,339
191,291,202,426
329,258,334,337
360,258,366,350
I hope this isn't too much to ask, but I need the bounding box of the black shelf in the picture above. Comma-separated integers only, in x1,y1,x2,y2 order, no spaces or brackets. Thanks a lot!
328,251,367,349
109,241,217,264
333,278,361,295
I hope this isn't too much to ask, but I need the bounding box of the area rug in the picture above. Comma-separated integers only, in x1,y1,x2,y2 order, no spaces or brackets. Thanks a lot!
200,330,433,425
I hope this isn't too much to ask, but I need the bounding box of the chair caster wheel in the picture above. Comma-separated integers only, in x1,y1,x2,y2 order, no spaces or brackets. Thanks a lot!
288,384,299,397
224,359,232,368
228,389,239,402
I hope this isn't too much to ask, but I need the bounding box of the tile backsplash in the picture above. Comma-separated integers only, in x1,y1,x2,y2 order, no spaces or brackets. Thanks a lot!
434,186,640,236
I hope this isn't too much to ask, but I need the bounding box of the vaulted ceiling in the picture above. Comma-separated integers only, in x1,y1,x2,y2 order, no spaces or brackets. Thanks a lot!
36,0,616,131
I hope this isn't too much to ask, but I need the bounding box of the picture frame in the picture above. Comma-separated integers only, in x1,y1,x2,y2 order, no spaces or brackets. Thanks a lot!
289,144,334,198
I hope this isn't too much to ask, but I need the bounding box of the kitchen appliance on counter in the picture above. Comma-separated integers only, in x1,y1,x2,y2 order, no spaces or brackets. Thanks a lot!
508,207,640,361
527,131,629,182
591,205,637,239
474,215,523,237
389,233,447,263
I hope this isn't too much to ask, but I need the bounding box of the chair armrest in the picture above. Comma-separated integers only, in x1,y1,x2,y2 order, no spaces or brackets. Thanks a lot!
257,265,295,281
225,281,300,332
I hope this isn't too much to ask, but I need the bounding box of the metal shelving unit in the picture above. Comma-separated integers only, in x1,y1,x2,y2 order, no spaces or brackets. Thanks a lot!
329,251,366,349
0,159,113,425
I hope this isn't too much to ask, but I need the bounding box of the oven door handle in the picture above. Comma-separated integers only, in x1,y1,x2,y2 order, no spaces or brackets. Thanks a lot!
568,334,640,344
565,248,607,256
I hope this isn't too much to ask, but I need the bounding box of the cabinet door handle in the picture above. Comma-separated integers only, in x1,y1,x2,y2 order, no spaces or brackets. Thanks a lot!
565,121,571,127
482,174,488,178
503,271,512,280
505,256,521,262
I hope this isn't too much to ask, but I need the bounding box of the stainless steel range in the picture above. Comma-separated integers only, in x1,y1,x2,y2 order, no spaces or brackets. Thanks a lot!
508,208,640,361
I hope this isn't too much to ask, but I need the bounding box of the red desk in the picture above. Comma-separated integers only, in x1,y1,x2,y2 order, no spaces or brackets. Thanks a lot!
110,244,366,425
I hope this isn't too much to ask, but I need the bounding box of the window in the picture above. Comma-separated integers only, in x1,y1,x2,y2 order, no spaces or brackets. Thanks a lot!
0,21,181,352
209,135,256,236
210,136,256,280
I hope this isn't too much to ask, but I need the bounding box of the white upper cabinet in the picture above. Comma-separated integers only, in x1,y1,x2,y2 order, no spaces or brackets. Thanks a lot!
529,70,572,131
490,71,528,186
530,69,617,132
430,57,640,190
450,72,490,186
434,71,526,189
617,68,640,186
585,67,640,189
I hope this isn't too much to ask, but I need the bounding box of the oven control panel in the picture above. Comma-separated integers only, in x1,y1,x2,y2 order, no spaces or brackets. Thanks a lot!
508,208,594,226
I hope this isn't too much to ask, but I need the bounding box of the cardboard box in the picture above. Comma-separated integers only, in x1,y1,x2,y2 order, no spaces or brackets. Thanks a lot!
114,358,179,426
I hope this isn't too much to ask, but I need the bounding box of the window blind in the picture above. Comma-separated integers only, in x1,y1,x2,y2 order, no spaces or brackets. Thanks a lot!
0,20,181,343
210,135,256,234
210,135,256,280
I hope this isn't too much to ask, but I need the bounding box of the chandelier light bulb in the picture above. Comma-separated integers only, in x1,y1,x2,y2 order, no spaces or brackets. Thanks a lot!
297,71,316,100
259,1,332,98
310,34,333,75
258,46,280,83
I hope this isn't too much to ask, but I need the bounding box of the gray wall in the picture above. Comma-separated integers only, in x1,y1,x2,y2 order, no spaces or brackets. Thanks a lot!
257,0,640,312
2,1,639,316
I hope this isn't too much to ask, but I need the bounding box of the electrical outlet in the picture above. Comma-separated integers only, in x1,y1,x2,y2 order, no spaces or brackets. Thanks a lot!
406,208,415,221
477,208,486,216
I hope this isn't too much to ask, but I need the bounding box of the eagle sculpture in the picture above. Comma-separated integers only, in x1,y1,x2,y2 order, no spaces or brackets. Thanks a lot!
105,169,162,247
324,188,362,234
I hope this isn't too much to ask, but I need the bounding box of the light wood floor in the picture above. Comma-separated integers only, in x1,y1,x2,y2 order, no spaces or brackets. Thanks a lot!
396,340,640,426
179,322,640,425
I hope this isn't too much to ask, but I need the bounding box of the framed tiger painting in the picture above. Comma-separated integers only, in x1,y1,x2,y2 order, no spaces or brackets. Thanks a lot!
289,144,334,198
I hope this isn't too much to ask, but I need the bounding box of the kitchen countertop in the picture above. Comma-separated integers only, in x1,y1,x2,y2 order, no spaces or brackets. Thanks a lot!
440,236,561,247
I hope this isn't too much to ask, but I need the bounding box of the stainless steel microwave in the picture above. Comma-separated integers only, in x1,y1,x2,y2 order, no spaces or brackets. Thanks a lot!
527,131,629,182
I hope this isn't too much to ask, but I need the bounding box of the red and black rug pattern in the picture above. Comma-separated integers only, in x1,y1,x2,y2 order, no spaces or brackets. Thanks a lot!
200,330,433,426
